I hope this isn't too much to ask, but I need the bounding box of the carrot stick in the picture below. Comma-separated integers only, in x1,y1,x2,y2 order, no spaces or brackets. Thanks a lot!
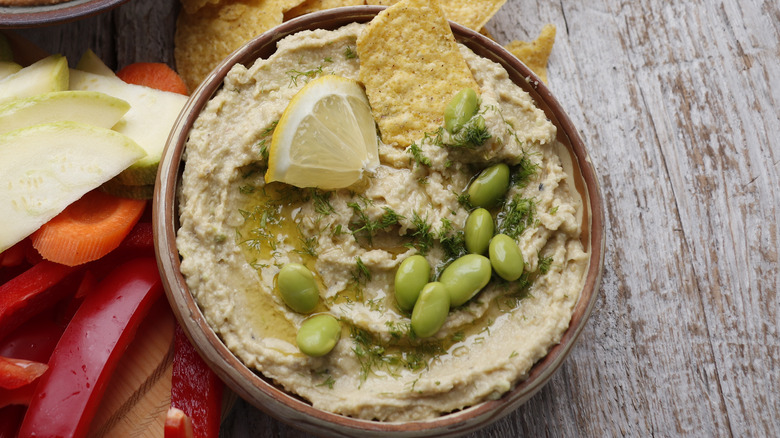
30,190,146,267
117,62,188,95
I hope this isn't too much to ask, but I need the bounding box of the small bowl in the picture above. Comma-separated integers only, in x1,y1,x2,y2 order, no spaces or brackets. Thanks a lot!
154,6,605,437
0,0,129,28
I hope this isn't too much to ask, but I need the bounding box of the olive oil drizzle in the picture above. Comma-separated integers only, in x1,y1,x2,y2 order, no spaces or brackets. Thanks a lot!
233,125,557,384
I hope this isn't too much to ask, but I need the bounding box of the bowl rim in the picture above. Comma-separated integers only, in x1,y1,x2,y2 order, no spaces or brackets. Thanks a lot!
0,0,129,29
154,6,605,436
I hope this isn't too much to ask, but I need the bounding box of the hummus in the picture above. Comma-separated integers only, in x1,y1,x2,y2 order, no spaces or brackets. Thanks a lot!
177,23,588,421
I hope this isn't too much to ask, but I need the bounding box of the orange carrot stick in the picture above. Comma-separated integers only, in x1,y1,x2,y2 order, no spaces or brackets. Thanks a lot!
116,62,188,95
30,190,146,267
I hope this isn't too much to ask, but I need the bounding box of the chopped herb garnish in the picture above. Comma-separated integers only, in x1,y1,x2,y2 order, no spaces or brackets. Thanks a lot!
511,155,539,188
287,66,323,86
311,190,335,216
438,218,467,261
495,195,536,239
407,211,434,255
408,142,431,167
538,255,553,274
349,201,403,245
446,116,490,148
344,46,357,59
353,256,371,284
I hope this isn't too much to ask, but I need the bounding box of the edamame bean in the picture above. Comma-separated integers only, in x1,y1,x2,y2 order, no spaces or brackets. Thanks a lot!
464,208,494,255
277,263,319,314
411,282,450,338
444,88,479,133
488,234,525,281
296,314,341,357
438,254,492,307
467,163,510,208
394,255,431,312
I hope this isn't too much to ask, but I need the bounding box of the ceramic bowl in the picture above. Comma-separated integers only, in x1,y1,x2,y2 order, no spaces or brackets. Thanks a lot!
0,0,128,28
154,6,605,437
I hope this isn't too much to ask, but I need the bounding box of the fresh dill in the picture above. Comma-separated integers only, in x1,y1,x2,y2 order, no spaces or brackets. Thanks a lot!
349,201,403,245
495,195,536,239
323,56,333,63
446,116,491,148
438,218,467,261
287,66,323,86
344,46,357,59
315,370,336,389
549,205,559,215
296,234,318,257
407,212,434,255
538,255,554,274
511,155,539,188
455,191,473,209
311,190,335,216
349,325,444,384
351,256,371,294
407,142,431,167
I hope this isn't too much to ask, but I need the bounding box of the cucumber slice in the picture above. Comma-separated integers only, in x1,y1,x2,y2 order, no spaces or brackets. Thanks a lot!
69,69,187,186
0,121,146,252
0,61,22,80
0,91,130,135
0,55,68,105
76,49,117,78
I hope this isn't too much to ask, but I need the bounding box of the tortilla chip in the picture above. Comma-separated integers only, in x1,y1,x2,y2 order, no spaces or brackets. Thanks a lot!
357,0,479,147
284,0,365,20
505,24,556,84
365,0,505,30
179,0,221,15
175,0,305,91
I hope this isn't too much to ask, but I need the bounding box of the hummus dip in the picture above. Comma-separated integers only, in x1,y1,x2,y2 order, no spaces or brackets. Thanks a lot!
177,23,589,421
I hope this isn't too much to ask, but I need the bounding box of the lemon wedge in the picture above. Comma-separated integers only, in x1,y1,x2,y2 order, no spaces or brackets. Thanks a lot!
266,75,379,189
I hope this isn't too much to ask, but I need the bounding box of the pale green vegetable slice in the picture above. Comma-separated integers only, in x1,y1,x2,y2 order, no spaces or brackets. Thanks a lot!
69,68,187,186
76,49,117,78
0,121,146,252
0,55,69,105
0,62,22,80
0,91,130,135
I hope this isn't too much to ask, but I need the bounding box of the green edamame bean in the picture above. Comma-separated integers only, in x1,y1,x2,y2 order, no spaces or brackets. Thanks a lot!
464,208,494,255
296,314,341,357
411,282,450,338
277,263,319,314
444,88,479,133
394,255,431,312
467,163,510,208
438,254,492,307
489,234,525,281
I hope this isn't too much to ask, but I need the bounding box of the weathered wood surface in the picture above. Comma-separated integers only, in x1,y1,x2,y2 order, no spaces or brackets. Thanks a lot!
16,0,779,436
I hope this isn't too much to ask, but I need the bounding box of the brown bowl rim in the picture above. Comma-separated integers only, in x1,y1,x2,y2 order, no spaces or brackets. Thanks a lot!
0,0,129,29
154,6,605,437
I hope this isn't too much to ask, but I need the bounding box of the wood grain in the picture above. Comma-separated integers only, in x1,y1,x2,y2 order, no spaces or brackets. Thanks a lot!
15,0,780,436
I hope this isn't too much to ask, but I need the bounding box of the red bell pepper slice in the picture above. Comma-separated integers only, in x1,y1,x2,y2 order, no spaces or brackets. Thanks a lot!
0,405,26,438
0,261,79,342
0,239,29,267
0,308,65,364
0,357,48,390
117,221,154,253
18,257,162,438
0,381,37,408
170,324,223,438
165,407,195,438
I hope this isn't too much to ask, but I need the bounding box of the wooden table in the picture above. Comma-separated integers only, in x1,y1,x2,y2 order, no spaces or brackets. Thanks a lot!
16,0,779,435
